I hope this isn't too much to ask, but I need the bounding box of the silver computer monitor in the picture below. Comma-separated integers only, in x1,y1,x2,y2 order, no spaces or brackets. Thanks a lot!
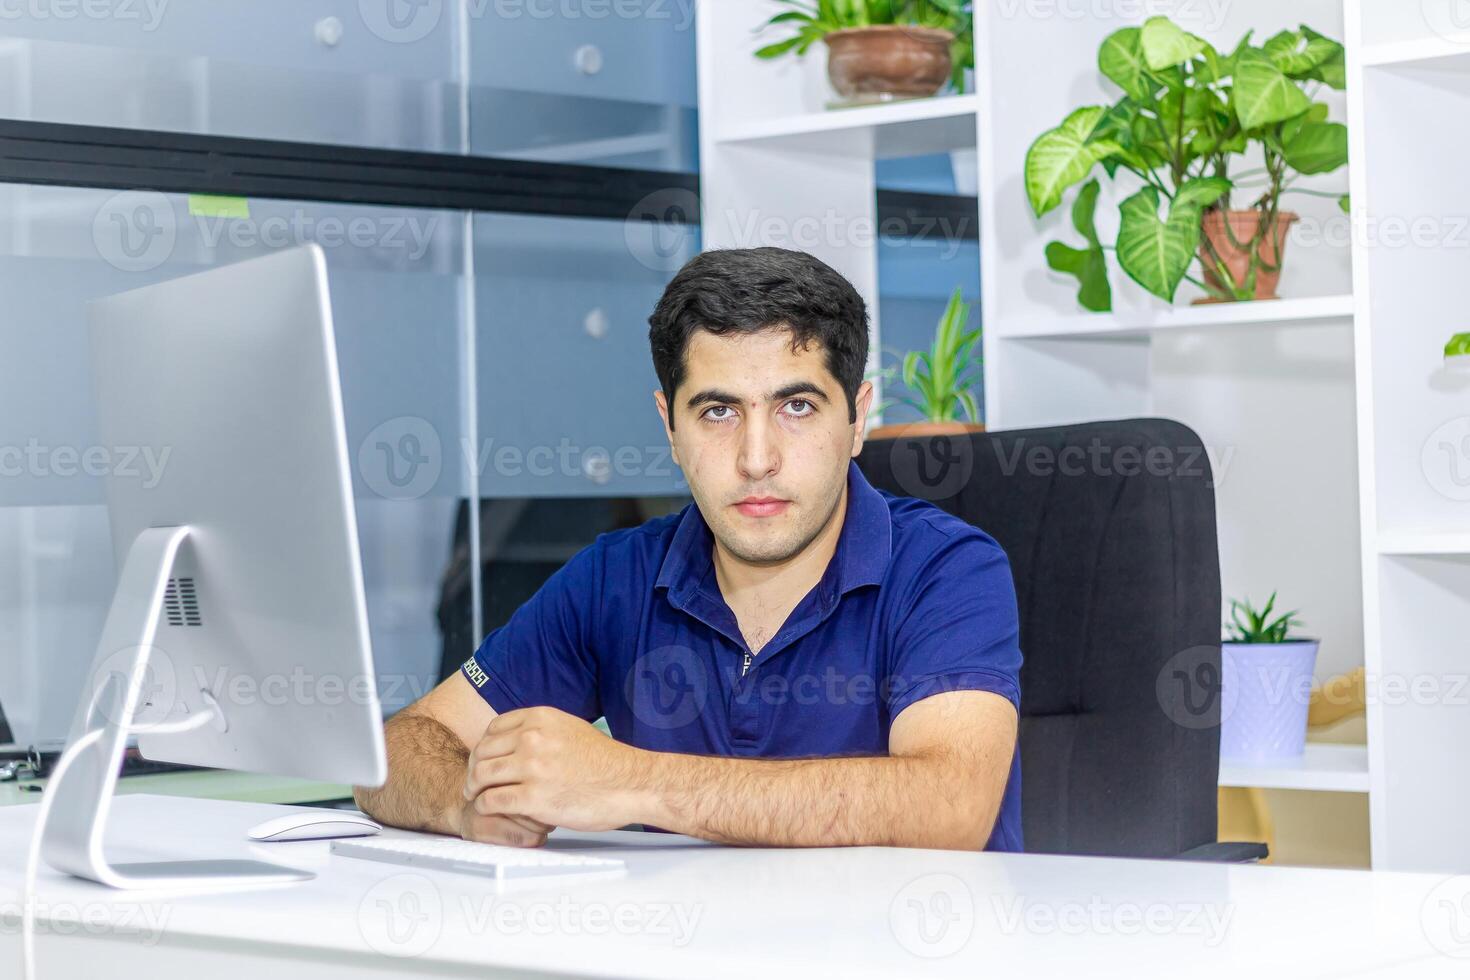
41,244,387,889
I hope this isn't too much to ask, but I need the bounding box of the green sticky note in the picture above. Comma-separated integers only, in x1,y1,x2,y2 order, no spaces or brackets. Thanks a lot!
188,194,251,219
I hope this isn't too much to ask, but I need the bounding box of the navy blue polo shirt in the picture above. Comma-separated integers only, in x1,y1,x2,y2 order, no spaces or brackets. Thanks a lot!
460,461,1024,851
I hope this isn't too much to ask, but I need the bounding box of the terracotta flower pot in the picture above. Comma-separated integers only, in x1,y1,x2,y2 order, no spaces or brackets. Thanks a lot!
824,26,954,103
1194,209,1299,303
868,420,983,441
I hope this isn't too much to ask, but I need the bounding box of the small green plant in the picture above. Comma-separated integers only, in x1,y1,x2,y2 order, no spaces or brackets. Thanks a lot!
1024,17,1349,311
1445,332,1470,358
877,286,982,424
755,0,974,92
1226,593,1304,644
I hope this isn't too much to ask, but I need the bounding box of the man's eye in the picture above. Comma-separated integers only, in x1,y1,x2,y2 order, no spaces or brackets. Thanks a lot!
702,405,736,422
784,399,814,417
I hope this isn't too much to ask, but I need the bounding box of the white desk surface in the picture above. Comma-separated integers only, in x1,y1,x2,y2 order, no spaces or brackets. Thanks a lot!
0,794,1465,978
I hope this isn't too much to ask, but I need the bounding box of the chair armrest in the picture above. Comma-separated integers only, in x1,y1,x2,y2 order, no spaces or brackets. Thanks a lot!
1176,841,1270,863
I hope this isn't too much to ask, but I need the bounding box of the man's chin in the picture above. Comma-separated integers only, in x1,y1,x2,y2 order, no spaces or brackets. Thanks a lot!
719,526,804,566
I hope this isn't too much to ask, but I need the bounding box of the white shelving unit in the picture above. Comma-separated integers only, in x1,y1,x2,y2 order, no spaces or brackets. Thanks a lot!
696,4,982,380
1345,0,1470,873
697,1,1465,871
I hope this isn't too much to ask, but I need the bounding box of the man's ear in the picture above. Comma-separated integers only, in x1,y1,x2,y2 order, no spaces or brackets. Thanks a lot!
850,379,875,458
653,389,679,467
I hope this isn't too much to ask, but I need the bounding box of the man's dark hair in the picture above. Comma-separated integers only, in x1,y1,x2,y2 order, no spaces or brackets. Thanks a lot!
647,247,869,428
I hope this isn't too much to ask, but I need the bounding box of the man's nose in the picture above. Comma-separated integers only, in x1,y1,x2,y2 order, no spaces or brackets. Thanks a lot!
737,409,780,482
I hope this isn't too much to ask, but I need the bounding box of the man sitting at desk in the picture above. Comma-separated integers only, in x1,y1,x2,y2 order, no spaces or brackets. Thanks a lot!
356,247,1023,851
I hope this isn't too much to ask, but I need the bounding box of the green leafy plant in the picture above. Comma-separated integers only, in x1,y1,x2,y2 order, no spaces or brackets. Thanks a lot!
755,1,974,92
1226,593,1304,644
1025,18,1349,311
1446,332,1470,358
876,287,982,423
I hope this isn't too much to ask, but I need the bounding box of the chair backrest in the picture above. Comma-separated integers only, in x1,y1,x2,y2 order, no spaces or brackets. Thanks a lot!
858,418,1222,857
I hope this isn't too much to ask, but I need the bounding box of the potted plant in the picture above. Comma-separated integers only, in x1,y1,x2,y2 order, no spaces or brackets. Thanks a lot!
1221,593,1320,761
755,1,973,105
1445,332,1470,372
869,286,983,439
1024,18,1349,310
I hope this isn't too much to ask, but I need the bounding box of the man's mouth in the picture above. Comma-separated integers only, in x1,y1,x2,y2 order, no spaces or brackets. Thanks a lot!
734,496,790,519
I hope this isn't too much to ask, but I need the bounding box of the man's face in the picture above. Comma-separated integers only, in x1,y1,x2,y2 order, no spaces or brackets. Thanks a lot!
655,327,872,565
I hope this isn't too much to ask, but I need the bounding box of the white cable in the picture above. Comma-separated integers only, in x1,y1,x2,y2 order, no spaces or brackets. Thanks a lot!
21,727,105,980
20,705,215,980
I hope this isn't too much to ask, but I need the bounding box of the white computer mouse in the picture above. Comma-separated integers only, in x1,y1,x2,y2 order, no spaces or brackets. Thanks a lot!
247,809,382,842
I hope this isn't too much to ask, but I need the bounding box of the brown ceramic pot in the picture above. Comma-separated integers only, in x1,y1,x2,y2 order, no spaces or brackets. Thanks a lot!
868,420,983,440
824,26,954,102
1195,209,1299,303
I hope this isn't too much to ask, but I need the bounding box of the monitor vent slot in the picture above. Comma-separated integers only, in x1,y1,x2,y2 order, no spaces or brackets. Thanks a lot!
164,577,202,627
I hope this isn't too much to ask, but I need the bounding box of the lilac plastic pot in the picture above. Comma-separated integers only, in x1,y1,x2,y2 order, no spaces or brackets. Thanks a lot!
1220,640,1320,761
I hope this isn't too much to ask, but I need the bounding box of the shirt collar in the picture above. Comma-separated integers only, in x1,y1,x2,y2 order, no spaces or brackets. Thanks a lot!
655,460,893,601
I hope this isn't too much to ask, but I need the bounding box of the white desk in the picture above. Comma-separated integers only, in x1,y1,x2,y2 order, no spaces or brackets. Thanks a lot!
0,794,1465,978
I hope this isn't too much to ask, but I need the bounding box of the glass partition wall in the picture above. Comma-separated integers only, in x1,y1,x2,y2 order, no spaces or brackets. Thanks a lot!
0,4,976,751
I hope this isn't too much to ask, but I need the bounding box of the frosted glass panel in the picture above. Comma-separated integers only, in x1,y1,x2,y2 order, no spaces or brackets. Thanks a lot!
474,210,697,498
467,2,697,170
0,185,468,746
0,6,459,150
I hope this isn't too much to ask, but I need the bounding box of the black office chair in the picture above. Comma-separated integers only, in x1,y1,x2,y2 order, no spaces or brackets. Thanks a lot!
859,418,1265,862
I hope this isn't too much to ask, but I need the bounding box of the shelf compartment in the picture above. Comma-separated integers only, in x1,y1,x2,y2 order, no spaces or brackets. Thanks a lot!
713,94,979,158
1377,532,1470,556
1361,36,1470,70
1218,744,1369,793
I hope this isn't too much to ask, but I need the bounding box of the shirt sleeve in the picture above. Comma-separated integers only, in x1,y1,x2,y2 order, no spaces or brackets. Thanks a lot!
458,541,602,721
885,527,1023,723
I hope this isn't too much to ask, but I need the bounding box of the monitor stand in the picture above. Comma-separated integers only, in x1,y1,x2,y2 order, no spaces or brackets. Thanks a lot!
39,526,313,889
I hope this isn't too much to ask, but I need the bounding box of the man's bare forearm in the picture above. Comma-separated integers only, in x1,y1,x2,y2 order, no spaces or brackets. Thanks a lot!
353,711,466,835
635,750,993,850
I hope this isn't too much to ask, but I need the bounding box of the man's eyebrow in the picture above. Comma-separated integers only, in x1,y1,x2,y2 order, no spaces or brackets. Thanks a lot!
769,381,830,404
685,382,832,410
685,388,742,409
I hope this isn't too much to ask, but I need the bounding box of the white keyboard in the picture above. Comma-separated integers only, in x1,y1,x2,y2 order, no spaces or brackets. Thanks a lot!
330,837,626,882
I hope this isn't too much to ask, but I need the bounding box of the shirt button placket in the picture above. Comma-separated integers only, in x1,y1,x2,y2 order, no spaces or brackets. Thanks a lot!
730,644,762,747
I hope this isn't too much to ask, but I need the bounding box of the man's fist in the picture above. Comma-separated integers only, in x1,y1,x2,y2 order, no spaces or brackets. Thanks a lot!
461,706,648,834
452,799,555,848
